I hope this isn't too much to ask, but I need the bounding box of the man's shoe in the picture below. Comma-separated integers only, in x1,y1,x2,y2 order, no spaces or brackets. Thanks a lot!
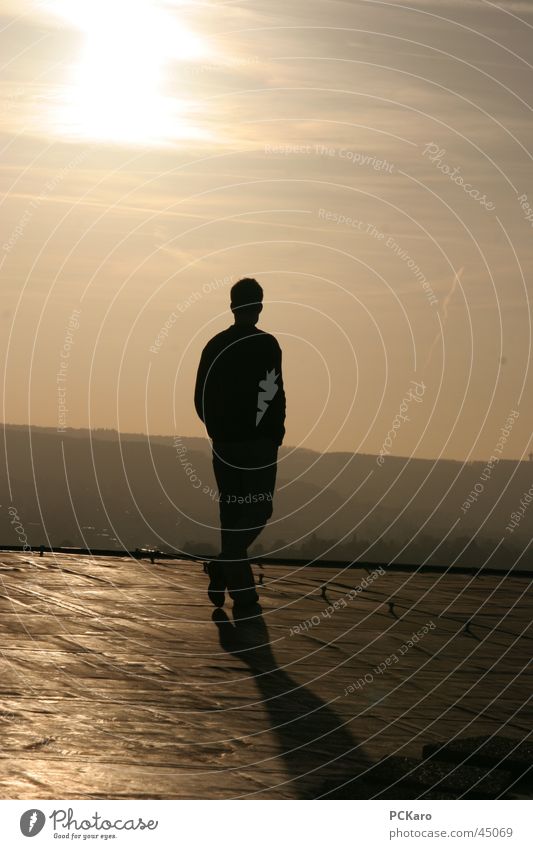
205,560,226,608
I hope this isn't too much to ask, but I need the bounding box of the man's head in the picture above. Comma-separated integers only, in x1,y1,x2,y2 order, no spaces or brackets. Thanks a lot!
230,277,263,325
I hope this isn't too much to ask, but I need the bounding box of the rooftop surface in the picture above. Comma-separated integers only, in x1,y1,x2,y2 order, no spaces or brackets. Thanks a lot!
0,552,530,799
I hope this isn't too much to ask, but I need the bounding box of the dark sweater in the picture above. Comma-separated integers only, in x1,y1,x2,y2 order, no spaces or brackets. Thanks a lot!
194,325,286,445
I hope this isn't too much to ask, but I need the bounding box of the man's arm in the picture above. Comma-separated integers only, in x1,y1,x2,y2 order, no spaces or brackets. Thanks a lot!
194,345,210,423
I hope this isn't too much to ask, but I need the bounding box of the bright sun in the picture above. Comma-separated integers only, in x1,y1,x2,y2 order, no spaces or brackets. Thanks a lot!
49,0,210,145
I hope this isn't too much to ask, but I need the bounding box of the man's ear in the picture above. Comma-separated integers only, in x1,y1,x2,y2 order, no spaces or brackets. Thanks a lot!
258,303,263,313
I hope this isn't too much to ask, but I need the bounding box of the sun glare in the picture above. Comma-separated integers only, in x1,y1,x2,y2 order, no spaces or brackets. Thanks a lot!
49,0,210,145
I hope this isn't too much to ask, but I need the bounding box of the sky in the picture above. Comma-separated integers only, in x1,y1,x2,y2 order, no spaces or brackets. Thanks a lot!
1,0,533,462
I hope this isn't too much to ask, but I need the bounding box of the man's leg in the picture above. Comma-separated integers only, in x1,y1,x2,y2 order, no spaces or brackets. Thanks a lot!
212,441,257,605
212,442,247,560
205,443,244,606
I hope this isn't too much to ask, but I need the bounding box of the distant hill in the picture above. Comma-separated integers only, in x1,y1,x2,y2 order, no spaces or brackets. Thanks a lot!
1,424,531,569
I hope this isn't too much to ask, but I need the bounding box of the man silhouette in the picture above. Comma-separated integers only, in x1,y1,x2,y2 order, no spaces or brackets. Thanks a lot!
194,278,286,609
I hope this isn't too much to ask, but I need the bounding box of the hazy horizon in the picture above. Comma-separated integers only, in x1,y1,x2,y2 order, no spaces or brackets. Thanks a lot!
2,419,532,465
2,423,532,570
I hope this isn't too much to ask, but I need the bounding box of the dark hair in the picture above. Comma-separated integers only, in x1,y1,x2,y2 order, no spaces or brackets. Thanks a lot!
230,277,263,311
